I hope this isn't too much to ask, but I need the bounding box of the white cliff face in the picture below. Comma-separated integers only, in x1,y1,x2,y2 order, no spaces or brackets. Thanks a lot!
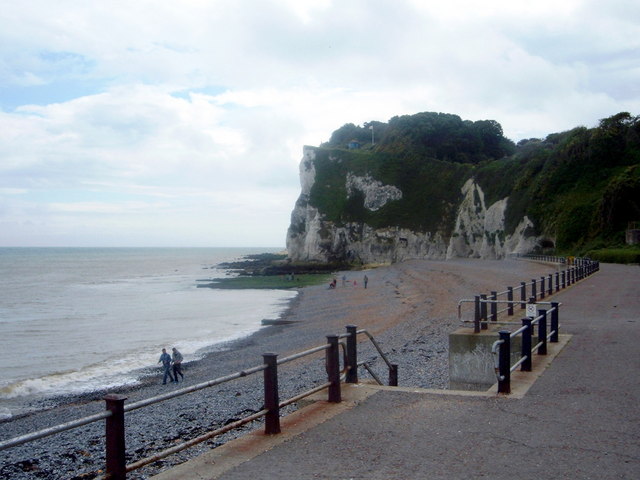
346,173,403,211
299,147,316,196
286,149,540,263
286,147,328,262
446,179,541,259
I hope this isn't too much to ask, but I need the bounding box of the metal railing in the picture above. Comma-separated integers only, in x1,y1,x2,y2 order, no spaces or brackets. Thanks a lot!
0,325,397,479
491,302,560,394
458,256,599,332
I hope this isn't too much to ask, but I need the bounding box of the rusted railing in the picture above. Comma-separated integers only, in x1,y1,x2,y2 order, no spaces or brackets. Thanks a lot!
0,325,396,479
458,256,599,332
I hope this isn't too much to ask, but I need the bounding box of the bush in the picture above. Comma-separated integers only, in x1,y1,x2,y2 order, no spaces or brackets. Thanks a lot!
586,248,640,264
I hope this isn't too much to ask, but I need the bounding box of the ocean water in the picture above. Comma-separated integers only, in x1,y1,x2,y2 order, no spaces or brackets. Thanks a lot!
0,247,296,418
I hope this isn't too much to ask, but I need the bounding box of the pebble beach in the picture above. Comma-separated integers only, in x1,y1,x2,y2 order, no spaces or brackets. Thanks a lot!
0,258,555,479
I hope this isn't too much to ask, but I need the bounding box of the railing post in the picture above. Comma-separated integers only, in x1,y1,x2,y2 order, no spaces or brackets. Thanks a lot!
550,302,559,343
540,276,545,299
104,394,127,480
531,279,537,300
548,274,553,296
520,282,526,309
538,310,548,355
498,331,511,394
480,294,488,330
562,270,566,289
263,353,281,434
388,364,398,387
345,325,358,383
474,295,481,333
555,271,560,292
326,335,341,403
507,286,514,316
490,291,497,322
528,297,537,335
521,318,532,372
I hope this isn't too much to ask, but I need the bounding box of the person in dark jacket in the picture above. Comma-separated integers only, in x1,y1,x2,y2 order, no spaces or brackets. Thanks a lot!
172,347,184,382
158,348,174,385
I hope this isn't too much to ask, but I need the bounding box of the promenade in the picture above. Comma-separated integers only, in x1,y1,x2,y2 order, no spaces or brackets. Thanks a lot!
152,263,639,480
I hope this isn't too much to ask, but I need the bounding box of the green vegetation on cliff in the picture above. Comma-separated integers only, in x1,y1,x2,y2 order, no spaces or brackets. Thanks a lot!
312,111,640,255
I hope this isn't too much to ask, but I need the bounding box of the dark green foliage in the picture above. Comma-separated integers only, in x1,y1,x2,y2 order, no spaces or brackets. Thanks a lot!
314,111,640,254
586,247,640,264
326,112,515,163
593,165,640,236
308,147,470,234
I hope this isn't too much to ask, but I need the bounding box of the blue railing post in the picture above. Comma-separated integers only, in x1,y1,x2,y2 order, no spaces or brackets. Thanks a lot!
498,331,511,394
263,353,281,434
345,325,358,383
555,271,560,292
521,318,532,372
540,276,546,299
548,274,553,296
474,295,481,333
550,302,559,343
562,270,566,289
507,286,514,316
104,394,127,480
326,335,341,403
520,282,526,309
538,310,548,355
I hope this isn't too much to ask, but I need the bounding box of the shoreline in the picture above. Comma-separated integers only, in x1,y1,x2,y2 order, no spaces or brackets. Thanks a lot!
2,289,304,422
0,258,556,479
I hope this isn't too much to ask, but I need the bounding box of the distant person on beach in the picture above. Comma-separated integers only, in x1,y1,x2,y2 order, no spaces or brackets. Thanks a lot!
364,274,368,289
342,275,347,287
158,348,174,385
172,347,184,382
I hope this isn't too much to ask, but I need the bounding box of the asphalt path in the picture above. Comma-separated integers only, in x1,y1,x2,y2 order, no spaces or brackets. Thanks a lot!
153,262,639,480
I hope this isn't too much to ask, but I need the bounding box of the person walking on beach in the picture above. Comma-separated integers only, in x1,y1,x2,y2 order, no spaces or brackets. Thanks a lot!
158,348,174,385
364,274,368,289
172,347,184,382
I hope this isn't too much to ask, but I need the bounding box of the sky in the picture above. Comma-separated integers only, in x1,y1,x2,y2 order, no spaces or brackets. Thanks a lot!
1,0,639,247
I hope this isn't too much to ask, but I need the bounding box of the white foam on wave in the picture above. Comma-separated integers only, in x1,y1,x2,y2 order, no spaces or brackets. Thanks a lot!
0,325,269,400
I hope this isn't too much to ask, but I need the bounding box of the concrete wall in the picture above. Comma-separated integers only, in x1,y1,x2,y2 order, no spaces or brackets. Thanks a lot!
449,326,522,391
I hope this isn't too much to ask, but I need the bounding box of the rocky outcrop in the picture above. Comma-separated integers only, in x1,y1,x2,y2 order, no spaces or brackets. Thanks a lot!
445,179,539,259
286,147,543,264
346,173,403,211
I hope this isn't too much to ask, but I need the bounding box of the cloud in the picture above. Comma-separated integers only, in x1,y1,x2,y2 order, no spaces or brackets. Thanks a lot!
0,0,639,246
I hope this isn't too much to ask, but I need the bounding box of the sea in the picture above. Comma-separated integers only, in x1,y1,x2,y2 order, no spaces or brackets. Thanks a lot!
0,247,297,419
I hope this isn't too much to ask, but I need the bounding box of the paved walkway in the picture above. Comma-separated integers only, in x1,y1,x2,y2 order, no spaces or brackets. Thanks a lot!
152,263,639,480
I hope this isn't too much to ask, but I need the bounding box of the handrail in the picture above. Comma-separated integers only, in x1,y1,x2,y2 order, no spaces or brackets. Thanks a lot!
458,256,599,332
356,328,395,371
0,410,113,450
126,365,268,413
492,303,561,394
0,324,396,480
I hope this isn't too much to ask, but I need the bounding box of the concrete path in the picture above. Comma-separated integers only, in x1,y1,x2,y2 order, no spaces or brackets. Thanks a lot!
151,263,639,480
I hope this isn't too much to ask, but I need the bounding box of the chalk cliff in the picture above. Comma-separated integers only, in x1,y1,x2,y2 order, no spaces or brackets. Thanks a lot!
286,146,542,264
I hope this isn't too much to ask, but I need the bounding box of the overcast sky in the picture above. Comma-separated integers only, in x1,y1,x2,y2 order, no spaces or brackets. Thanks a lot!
1,0,638,247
